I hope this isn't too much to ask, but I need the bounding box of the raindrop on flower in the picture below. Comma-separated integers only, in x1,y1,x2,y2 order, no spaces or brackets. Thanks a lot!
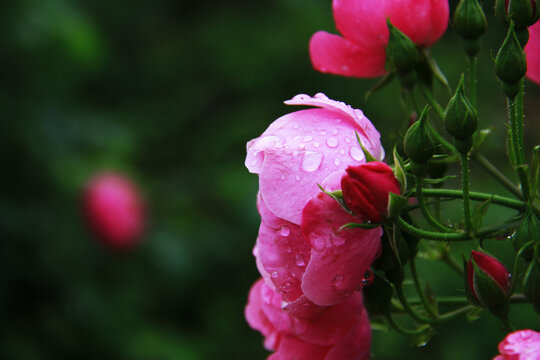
332,274,343,286
309,232,326,251
349,146,365,162
279,225,291,237
295,253,306,267
301,151,323,172
326,137,339,148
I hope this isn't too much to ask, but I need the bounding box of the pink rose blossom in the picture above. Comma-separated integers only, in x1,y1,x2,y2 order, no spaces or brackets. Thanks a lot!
309,0,449,78
245,278,372,360
246,94,383,309
494,329,540,360
83,172,145,249
526,21,540,84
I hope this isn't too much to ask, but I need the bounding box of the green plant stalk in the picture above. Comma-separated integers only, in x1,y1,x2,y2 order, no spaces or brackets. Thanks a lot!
473,152,523,198
416,177,454,232
467,55,478,108
509,96,525,166
515,80,525,165
407,294,529,306
421,189,526,211
395,282,436,324
410,258,438,319
385,313,431,335
460,153,473,233
419,83,445,120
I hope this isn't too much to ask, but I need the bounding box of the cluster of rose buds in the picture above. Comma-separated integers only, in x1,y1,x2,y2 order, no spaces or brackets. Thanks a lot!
245,93,403,359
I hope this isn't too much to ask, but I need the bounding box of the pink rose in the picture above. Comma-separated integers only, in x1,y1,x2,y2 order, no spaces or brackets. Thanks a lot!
83,172,145,249
245,279,372,360
526,21,540,84
494,329,540,360
246,94,383,308
309,0,449,78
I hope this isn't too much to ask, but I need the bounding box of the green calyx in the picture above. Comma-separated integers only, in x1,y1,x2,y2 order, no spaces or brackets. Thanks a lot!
454,0,488,41
445,75,478,143
495,22,527,91
385,19,419,78
471,258,510,308
403,106,436,163
496,0,540,29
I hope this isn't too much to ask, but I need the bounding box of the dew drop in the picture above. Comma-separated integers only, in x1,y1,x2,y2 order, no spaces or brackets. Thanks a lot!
309,233,326,251
293,123,299,129
314,93,328,99
298,143,305,149
313,141,320,148
332,128,339,135
279,225,291,237
334,158,341,167
332,274,343,286
301,151,323,172
282,282,292,289
345,137,351,144
350,147,365,162
271,271,279,279
295,253,306,267
326,137,338,148
295,175,301,181
320,130,327,135
303,135,314,143
280,174,286,180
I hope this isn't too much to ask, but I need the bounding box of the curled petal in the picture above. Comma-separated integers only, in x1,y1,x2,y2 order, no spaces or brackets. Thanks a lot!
269,336,329,360
309,31,387,79
301,192,382,306
245,279,280,350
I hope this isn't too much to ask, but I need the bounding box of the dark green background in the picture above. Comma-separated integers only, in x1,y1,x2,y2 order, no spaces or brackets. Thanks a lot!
1,0,539,359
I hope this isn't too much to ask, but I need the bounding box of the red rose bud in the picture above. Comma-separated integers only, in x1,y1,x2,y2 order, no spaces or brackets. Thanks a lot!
466,251,512,307
341,162,401,223
83,172,145,249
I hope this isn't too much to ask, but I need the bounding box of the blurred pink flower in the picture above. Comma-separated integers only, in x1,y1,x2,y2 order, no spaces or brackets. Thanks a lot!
494,329,540,360
245,278,372,360
526,21,540,84
309,0,449,78
83,172,145,249
246,94,383,308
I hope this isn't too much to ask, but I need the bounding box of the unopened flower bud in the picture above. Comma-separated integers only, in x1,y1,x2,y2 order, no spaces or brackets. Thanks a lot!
454,0,488,41
363,272,393,315
466,251,512,308
386,19,419,88
83,172,145,249
523,246,540,313
444,75,478,150
495,22,527,97
512,209,540,260
403,108,436,165
495,0,540,30
341,162,401,223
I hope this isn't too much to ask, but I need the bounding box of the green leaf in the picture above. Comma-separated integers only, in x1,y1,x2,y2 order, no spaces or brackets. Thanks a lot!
423,49,451,93
466,307,484,322
365,72,395,102
355,132,377,162
339,222,381,231
318,185,351,214
472,197,492,232
393,146,408,192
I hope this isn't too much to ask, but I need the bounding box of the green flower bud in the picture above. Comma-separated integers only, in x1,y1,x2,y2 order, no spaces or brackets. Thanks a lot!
512,209,540,260
403,107,436,163
363,272,393,315
495,22,527,97
496,0,540,30
444,75,479,143
523,246,540,314
453,0,488,40
386,19,419,79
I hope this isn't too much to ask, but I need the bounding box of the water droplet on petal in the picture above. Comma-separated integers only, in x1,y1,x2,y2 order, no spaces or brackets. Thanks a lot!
332,129,339,135
326,137,338,148
345,137,351,144
295,175,301,181
271,271,279,279
313,141,320,148
303,135,314,143
301,151,323,172
279,225,291,237
350,147,365,162
334,158,341,167
309,233,326,251
280,174,286,180
295,253,305,267
320,130,327,135
332,274,343,286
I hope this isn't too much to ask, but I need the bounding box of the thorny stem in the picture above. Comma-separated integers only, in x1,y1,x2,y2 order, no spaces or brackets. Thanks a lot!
416,177,454,233
460,153,473,233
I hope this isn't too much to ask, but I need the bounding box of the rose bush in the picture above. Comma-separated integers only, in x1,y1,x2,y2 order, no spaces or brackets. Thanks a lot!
309,0,449,78
494,329,540,359
245,278,372,360
246,93,384,309
83,172,145,249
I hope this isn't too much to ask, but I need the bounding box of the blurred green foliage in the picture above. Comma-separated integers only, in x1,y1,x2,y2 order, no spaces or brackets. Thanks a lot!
1,0,540,359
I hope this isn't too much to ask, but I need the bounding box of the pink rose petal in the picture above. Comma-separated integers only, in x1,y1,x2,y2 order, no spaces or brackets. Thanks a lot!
301,192,382,306
526,21,540,85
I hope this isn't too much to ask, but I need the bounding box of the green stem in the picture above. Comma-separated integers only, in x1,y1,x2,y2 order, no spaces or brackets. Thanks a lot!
397,217,513,242
438,304,474,322
416,177,454,232
395,282,435,324
515,80,525,164
407,294,529,306
440,248,465,276
421,189,526,211
473,152,523,199
460,153,473,233
428,123,457,154
410,258,438,319
467,55,478,109
419,83,446,120
385,313,431,336
509,96,525,166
